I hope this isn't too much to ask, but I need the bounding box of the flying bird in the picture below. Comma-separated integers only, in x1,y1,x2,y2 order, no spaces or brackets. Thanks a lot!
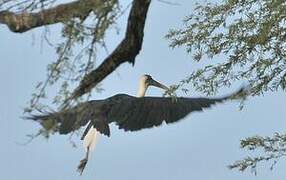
29,74,246,174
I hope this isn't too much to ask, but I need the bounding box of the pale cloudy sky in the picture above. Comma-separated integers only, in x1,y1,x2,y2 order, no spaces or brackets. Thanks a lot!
1,0,286,180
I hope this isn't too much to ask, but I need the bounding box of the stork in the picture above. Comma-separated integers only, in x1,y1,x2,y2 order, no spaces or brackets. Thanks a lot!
30,74,246,174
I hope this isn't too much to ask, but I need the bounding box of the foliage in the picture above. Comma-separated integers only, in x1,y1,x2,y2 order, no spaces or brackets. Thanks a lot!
1,0,286,175
166,0,286,96
229,133,286,175
1,0,121,113
166,0,286,174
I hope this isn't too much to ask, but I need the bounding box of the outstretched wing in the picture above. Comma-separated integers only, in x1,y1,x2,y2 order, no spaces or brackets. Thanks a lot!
29,87,246,136
28,100,110,136
107,87,245,132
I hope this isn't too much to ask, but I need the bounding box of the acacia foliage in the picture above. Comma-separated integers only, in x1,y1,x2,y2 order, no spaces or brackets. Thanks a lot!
229,133,286,174
166,0,286,174
166,0,286,96
1,0,120,112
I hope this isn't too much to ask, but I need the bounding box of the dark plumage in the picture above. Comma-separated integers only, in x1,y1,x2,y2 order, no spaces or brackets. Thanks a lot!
28,74,248,175
29,87,246,137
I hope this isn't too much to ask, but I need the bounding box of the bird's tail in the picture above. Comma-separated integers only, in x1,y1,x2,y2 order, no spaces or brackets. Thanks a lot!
77,126,99,175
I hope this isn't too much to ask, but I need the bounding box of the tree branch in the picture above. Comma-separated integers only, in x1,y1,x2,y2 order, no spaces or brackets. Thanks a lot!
68,0,151,101
0,0,108,33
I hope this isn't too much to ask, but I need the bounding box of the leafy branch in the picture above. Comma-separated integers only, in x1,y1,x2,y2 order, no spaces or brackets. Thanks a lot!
166,0,286,96
229,133,286,175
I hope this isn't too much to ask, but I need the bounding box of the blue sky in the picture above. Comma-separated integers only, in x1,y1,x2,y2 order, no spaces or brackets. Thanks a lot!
1,0,286,180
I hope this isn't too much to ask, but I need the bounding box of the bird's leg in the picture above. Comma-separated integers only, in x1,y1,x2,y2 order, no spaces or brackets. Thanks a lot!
77,146,90,175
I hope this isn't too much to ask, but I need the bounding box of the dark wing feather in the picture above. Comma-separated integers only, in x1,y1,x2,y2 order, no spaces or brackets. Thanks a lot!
28,87,246,136
108,87,245,132
28,100,109,135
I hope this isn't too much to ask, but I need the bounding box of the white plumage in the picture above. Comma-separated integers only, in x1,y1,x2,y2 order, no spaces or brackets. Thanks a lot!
83,127,98,152
77,74,168,174
77,127,99,175
82,75,152,153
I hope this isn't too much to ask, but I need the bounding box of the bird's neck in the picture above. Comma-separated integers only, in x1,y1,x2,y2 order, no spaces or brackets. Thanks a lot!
137,82,147,97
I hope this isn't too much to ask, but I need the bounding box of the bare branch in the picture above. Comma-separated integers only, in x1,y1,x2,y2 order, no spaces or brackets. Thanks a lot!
0,0,111,32
67,0,152,102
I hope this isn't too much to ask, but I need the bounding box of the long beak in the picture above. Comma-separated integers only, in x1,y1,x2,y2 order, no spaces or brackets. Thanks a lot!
149,79,169,90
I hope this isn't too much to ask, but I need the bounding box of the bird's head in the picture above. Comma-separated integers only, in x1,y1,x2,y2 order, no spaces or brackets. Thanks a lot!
140,74,169,91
